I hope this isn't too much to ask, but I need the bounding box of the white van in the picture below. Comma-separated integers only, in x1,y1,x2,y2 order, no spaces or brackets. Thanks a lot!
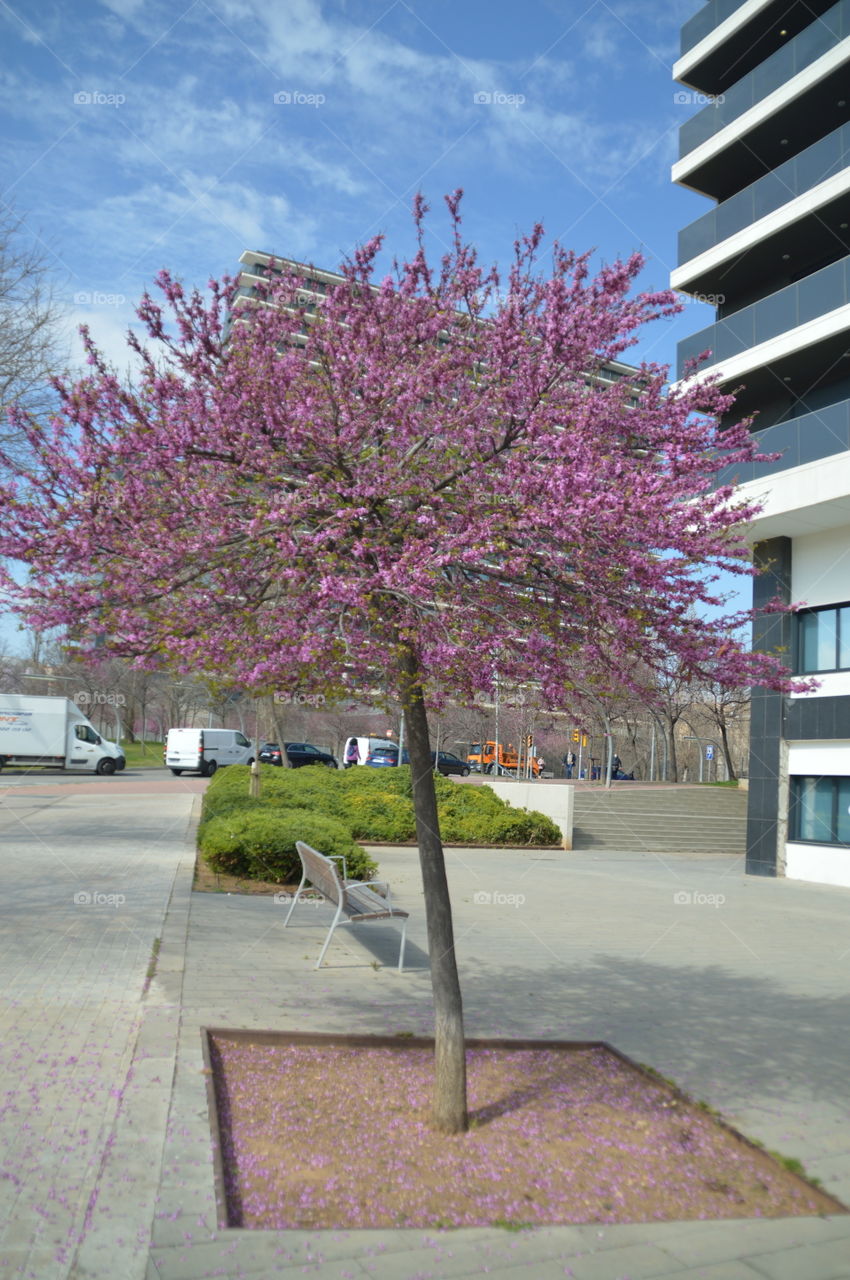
342,736,397,767
165,727,254,777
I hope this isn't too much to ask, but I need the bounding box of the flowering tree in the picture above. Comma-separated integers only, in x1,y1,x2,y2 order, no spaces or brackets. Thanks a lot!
0,193,808,1133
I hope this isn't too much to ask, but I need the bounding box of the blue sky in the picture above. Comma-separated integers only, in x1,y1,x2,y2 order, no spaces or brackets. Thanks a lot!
1,0,733,652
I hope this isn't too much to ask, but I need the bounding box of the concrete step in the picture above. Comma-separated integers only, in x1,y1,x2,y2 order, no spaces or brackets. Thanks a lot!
571,785,747,853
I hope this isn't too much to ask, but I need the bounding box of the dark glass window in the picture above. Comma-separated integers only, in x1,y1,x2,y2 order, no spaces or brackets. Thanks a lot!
791,776,850,845
797,602,850,672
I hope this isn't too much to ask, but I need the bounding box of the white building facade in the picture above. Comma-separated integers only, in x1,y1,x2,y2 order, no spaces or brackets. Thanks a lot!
674,0,850,887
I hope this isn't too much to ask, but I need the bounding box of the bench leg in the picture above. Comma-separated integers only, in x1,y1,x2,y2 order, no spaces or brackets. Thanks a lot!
316,902,345,969
398,918,408,973
283,873,307,928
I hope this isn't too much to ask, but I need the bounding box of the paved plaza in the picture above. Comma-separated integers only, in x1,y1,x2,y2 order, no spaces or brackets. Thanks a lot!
0,773,848,1279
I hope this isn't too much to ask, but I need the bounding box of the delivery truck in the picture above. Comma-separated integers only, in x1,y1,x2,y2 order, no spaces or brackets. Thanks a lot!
0,694,126,774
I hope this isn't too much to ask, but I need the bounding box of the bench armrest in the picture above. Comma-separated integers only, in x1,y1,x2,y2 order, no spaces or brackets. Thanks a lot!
327,853,347,883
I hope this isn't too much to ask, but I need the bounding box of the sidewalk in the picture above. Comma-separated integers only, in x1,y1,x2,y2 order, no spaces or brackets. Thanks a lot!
1,781,849,1278
149,837,850,1279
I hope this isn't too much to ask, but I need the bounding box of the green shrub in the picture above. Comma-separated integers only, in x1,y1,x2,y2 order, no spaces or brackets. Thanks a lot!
197,793,271,842
437,812,492,843
200,760,559,853
436,783,505,818
482,808,561,846
200,806,376,883
339,763,415,798
340,791,416,841
201,764,344,822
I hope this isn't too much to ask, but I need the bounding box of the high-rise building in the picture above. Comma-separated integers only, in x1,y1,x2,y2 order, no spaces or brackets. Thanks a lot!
235,249,639,386
674,1,850,887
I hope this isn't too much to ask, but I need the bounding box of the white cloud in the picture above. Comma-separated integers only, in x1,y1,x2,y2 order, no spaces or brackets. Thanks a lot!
62,300,145,379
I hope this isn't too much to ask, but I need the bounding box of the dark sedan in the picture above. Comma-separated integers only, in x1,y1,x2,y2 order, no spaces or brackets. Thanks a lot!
364,747,470,776
432,750,470,777
259,741,338,769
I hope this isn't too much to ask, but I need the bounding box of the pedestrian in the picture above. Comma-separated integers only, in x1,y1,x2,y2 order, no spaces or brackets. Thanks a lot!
344,739,360,768
562,749,576,779
611,753,621,777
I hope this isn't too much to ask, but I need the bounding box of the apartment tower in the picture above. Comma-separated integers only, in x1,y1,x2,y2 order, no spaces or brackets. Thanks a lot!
673,0,850,887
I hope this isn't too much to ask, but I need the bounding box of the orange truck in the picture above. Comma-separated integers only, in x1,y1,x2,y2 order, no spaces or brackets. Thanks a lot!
467,741,542,777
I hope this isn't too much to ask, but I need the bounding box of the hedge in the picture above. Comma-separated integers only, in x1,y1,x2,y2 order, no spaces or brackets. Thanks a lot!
200,762,561,856
200,806,376,883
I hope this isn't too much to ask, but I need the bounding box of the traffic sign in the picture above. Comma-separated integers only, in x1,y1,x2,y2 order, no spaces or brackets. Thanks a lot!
705,745,714,761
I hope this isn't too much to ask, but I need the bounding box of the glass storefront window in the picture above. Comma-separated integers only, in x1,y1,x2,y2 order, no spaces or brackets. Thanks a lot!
798,603,850,672
840,607,850,669
792,776,850,845
796,777,835,842
837,779,850,844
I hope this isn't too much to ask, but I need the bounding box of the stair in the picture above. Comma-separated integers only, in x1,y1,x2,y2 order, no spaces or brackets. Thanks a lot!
571,785,747,854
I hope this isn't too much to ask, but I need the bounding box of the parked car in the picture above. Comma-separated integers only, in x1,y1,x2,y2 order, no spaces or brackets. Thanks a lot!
364,746,470,777
366,745,406,767
284,741,338,769
165,727,253,777
433,750,471,777
259,741,338,768
342,735,397,767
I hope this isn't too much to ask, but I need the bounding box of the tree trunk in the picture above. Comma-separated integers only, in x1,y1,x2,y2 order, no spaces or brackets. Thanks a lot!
665,719,679,783
270,701,292,767
399,640,468,1134
719,719,737,781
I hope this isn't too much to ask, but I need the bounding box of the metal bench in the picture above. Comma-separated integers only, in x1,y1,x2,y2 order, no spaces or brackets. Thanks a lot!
284,840,409,971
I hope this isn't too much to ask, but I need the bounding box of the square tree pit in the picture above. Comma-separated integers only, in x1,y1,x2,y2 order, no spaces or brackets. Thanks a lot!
202,1031,845,1231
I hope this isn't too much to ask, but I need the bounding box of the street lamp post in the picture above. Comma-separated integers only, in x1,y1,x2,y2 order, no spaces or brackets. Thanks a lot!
491,668,502,777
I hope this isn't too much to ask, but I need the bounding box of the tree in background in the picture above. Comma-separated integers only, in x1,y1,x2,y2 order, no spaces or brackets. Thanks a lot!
0,207,67,467
0,193,812,1132
690,678,750,782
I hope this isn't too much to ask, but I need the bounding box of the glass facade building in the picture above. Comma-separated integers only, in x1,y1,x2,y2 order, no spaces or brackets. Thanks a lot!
674,1,850,888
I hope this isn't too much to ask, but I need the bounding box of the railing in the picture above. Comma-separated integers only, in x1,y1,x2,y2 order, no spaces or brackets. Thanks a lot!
679,0,850,158
714,397,850,485
678,122,850,263
677,254,850,376
681,0,750,58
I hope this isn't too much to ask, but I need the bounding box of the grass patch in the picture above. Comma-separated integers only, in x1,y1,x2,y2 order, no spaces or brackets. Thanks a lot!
119,741,165,769
142,936,162,995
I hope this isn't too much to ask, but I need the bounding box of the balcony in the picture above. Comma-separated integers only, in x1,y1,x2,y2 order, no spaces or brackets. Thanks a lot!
714,398,850,486
678,122,850,264
677,254,850,378
680,0,748,58
678,0,850,161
